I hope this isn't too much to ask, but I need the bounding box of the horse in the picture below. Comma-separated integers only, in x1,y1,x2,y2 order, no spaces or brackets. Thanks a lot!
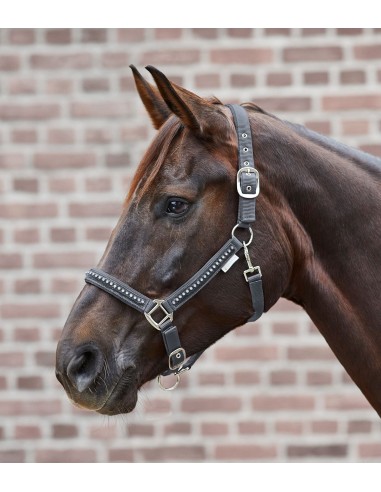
55,65,381,417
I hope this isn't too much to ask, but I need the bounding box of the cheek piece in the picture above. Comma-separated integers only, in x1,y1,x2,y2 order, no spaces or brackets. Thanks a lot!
84,104,264,391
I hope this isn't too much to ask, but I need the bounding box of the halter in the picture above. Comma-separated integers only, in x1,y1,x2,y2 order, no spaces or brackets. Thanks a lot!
84,105,264,390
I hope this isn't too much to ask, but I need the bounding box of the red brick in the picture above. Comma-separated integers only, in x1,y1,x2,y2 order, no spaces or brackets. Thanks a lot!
140,49,200,65
238,421,266,435
288,444,347,458
89,425,117,439
14,178,39,193
230,73,256,88
52,424,78,438
254,96,311,112
211,48,272,64
227,28,253,38
86,227,113,241
35,351,55,366
215,445,277,461
194,73,220,88
51,277,79,293
234,323,261,336
340,70,366,85
201,422,228,435
50,227,76,242
85,177,112,192
288,346,335,360
0,400,61,415
155,29,183,40
284,46,343,62
358,443,381,458
311,420,338,433
0,55,20,71
1,303,60,319
198,372,225,386
164,422,192,435
0,376,7,390
307,370,333,385
127,424,154,437
301,29,327,36
182,397,241,413
13,328,40,342
0,450,25,462
13,228,39,243
270,370,296,385
117,28,145,42
45,79,73,94
30,53,92,69
234,370,260,385
139,445,205,462
45,29,72,44
265,28,291,36
325,394,371,410
323,94,381,110
106,153,130,167
11,129,38,143
49,177,76,193
0,154,25,169
275,421,303,434
36,449,96,463
144,398,171,414
47,129,75,144
0,103,60,120
82,77,110,92
71,101,131,118
14,279,41,294
69,202,121,217
0,352,24,367
192,28,217,39
102,52,129,68
120,125,148,142
359,144,381,158
33,252,96,268
215,345,278,361
304,71,329,85
8,78,37,94
348,420,372,433
0,253,23,269
81,29,107,43
342,120,369,135
272,322,298,335
34,153,95,169
109,449,134,462
252,395,315,411
267,72,292,86
305,120,331,135
0,203,58,219
17,376,43,389
337,28,363,36
85,128,113,143
8,29,35,44
354,44,381,60
15,425,41,439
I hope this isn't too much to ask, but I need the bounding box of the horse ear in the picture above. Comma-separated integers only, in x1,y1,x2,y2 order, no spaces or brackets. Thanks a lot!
130,65,171,129
145,65,230,140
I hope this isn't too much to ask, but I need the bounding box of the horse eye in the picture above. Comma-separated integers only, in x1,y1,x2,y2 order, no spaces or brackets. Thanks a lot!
166,198,189,216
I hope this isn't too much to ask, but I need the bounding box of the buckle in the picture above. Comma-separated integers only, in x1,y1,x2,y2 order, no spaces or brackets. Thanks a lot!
169,347,186,371
144,299,173,331
236,167,260,199
244,265,262,282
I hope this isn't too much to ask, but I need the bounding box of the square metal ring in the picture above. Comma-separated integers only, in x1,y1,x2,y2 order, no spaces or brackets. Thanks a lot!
144,299,173,330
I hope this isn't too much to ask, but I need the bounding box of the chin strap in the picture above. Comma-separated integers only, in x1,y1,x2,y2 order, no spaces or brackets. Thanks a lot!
84,104,264,391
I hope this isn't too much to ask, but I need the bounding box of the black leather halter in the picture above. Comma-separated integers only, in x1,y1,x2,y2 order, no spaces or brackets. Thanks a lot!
85,104,264,390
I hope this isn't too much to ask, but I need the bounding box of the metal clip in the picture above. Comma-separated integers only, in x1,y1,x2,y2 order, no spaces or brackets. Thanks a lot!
243,241,262,282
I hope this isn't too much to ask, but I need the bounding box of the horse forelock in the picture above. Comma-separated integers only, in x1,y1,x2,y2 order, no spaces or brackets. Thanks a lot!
126,116,184,204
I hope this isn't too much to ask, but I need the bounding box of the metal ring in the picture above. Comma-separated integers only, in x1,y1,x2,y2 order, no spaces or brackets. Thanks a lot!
231,224,253,246
157,373,181,391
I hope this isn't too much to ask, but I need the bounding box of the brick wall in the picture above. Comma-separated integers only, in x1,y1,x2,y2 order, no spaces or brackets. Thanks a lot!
1,28,381,463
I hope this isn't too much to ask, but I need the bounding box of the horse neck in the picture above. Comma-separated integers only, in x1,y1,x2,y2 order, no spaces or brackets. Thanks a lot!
252,113,381,415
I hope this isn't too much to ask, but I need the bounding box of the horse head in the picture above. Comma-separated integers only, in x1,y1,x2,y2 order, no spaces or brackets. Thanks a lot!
55,66,292,415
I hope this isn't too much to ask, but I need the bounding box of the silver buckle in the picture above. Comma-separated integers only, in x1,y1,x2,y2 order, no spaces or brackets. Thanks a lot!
144,299,173,331
169,347,186,371
236,167,259,198
244,265,262,282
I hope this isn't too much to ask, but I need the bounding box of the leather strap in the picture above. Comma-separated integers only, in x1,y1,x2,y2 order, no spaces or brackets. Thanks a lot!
247,271,264,322
160,320,186,371
226,104,258,228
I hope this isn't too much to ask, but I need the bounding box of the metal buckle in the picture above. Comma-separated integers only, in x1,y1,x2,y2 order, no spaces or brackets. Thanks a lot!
144,299,173,331
169,347,186,371
244,265,262,282
236,167,260,199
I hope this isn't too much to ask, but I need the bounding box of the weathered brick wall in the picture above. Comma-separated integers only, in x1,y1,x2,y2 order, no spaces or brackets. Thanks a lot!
1,28,381,463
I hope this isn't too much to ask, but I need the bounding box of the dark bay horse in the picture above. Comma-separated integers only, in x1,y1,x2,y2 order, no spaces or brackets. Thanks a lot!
56,65,381,416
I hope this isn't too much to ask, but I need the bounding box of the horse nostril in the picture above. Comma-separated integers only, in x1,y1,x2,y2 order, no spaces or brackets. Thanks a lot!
66,345,104,393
